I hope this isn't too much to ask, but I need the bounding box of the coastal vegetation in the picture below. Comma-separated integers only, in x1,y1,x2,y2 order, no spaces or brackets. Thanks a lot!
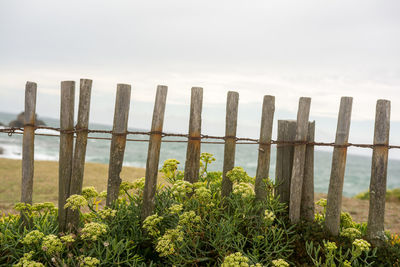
0,155,399,266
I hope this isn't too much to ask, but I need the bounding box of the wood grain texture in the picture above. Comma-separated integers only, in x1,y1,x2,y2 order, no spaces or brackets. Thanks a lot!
221,91,239,199
301,121,315,222
289,97,311,223
21,81,37,206
325,97,353,236
106,84,131,206
141,85,168,220
58,81,75,232
66,79,92,231
367,100,390,246
255,95,275,201
275,120,296,207
184,87,203,184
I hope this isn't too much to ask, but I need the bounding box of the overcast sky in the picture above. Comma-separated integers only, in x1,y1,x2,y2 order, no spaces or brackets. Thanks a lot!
1,1,400,146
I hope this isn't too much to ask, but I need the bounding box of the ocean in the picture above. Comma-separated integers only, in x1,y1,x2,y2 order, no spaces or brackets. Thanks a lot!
1,111,399,197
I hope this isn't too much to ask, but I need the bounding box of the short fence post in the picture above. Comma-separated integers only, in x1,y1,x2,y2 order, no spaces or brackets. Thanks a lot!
255,95,275,201
221,91,239,199
58,81,75,232
184,87,203,184
66,79,92,231
325,97,353,236
21,81,37,226
142,85,168,220
289,97,311,223
274,120,296,207
367,100,390,246
106,84,131,207
301,121,315,222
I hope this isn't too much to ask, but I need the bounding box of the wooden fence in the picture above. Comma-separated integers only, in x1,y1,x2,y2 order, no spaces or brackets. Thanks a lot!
3,79,394,246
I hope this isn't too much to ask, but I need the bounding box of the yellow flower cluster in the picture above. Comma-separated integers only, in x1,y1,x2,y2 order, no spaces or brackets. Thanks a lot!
264,210,276,225
60,234,75,243
143,213,164,237
82,186,99,199
194,186,212,203
81,222,108,241
64,194,88,210
41,234,64,255
156,227,184,257
22,230,44,245
31,202,56,212
97,207,117,219
271,258,290,267
171,180,193,198
13,251,44,267
169,204,183,214
324,241,337,252
340,228,361,241
340,212,355,228
221,252,262,267
178,211,201,228
353,239,371,252
226,167,253,184
79,256,100,267
233,182,254,198
343,260,351,267
119,177,146,192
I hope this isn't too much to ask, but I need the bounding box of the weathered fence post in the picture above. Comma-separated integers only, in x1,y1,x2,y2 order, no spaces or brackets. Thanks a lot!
255,95,275,201
184,87,203,184
142,85,168,220
221,91,239,199
66,79,92,231
301,121,315,222
325,97,353,236
21,82,37,226
58,81,75,232
275,120,296,206
106,84,131,207
289,97,311,223
367,99,390,246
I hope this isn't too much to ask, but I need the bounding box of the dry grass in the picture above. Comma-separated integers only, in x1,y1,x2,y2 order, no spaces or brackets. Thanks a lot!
0,158,146,213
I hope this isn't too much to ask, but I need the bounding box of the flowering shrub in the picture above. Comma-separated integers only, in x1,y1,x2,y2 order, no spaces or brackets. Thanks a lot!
1,153,399,266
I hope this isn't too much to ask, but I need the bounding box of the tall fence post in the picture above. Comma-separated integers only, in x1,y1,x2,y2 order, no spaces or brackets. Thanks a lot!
21,82,37,226
289,97,311,223
255,95,275,201
184,87,203,184
66,79,92,231
58,81,75,232
325,97,353,236
142,85,168,220
106,84,131,207
301,121,315,222
221,91,239,199
367,100,390,246
275,120,296,206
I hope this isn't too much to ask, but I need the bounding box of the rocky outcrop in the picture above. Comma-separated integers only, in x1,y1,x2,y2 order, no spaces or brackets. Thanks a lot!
8,112,46,127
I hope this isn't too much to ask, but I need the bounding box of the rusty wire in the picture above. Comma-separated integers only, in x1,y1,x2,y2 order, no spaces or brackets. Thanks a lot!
1,126,400,149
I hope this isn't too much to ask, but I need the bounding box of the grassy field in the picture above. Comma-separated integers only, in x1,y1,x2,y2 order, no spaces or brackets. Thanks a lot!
0,158,146,212
1,158,399,233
